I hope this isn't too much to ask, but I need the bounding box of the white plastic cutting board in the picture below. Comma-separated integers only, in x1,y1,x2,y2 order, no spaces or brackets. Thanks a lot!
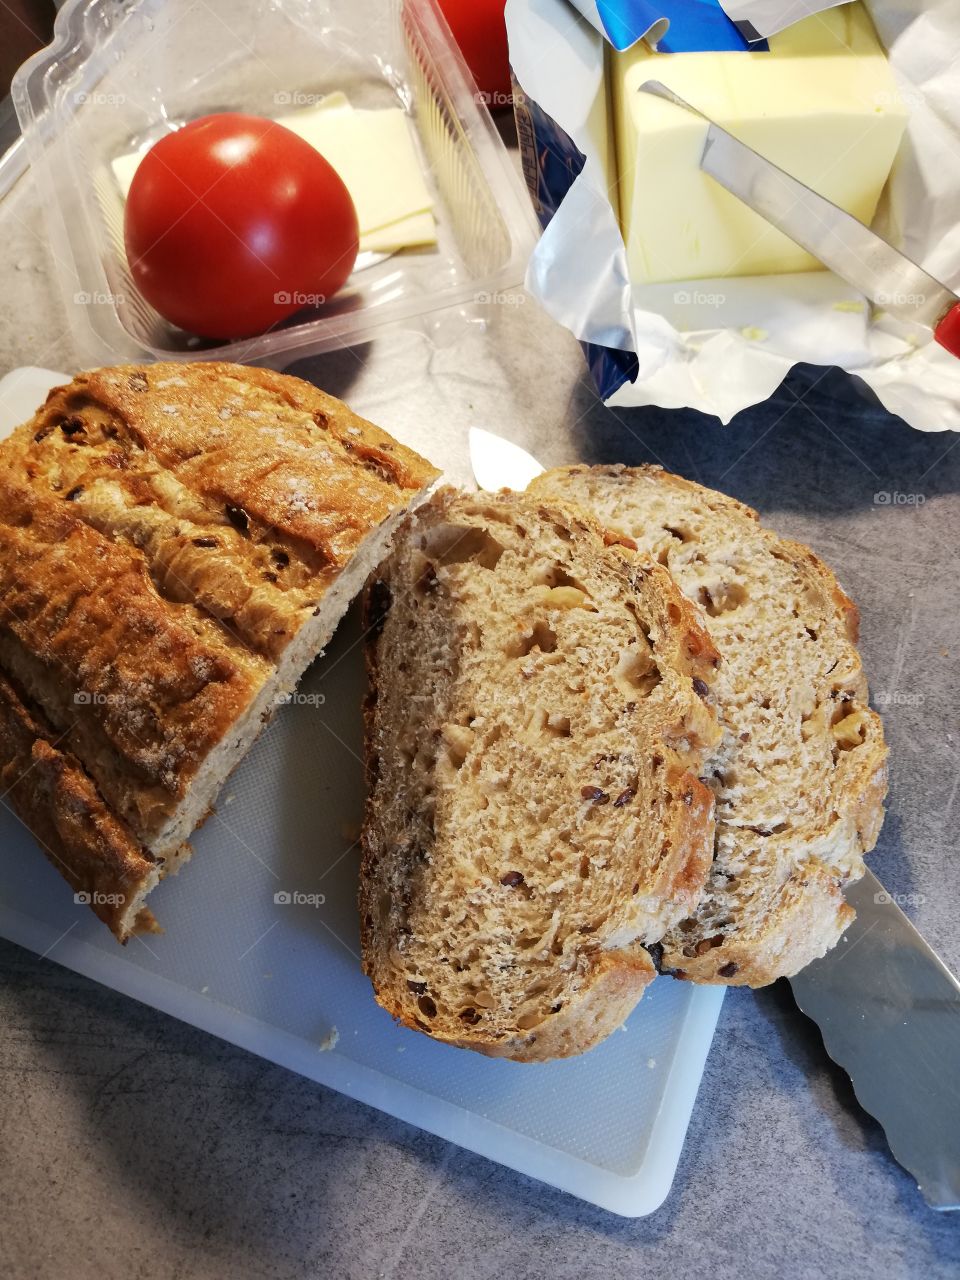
0,366,723,1217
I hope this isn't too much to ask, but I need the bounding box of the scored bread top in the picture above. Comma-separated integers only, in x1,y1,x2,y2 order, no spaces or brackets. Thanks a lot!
528,464,888,986
360,488,722,1059
19,362,437,657
0,671,164,939
0,362,439,937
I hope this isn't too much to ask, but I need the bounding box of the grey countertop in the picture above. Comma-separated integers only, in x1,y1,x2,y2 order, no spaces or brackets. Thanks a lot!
1,141,959,1280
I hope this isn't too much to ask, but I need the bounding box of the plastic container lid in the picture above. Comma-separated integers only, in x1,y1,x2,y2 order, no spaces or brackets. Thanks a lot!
12,0,536,367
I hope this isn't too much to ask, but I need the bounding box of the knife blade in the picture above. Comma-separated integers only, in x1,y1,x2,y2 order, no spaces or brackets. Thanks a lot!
469,425,960,1211
637,80,960,357
468,427,544,490
791,868,960,1210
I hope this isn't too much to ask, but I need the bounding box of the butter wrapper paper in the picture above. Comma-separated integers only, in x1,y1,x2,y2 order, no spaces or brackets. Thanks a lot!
506,0,960,429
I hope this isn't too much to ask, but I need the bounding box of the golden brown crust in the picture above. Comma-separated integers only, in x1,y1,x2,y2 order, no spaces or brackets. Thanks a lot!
661,769,716,920
830,581,861,645
0,495,265,841
0,362,439,936
23,362,438,656
0,671,164,941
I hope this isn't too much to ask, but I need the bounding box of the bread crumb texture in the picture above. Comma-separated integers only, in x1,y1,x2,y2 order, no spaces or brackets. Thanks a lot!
529,465,888,987
360,488,721,1059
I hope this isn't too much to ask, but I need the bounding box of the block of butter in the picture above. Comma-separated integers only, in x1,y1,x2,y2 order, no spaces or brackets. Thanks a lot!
611,2,909,284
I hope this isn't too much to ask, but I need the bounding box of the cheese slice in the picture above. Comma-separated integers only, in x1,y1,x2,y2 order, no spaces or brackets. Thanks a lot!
611,1,909,284
111,149,141,200
111,96,437,254
278,103,435,237
360,212,438,254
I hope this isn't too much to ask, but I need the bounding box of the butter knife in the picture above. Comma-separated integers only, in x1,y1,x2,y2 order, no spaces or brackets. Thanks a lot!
638,80,960,358
469,425,960,1211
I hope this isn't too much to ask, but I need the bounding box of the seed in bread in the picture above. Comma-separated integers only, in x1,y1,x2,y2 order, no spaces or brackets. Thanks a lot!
0,362,439,939
528,464,888,986
359,488,722,1060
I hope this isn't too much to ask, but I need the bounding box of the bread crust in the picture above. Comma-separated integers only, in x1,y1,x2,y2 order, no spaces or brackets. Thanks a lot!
429,945,656,1062
0,362,439,937
0,671,164,941
529,464,888,988
663,861,856,987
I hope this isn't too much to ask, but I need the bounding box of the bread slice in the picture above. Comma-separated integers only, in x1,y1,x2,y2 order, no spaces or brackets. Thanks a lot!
0,362,438,939
359,487,722,1059
528,465,888,985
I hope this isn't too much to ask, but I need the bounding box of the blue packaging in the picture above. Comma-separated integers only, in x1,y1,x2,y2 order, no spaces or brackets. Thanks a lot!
512,0,764,398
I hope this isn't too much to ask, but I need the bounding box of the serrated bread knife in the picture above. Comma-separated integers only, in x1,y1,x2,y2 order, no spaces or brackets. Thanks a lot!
637,80,960,358
468,426,960,1211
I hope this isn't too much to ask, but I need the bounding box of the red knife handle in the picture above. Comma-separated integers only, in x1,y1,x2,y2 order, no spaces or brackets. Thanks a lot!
934,301,960,358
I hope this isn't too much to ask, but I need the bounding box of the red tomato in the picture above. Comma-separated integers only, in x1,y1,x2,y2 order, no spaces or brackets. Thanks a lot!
437,0,512,105
124,113,359,339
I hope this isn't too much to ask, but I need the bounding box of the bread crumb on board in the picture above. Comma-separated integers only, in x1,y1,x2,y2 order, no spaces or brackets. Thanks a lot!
318,1026,340,1052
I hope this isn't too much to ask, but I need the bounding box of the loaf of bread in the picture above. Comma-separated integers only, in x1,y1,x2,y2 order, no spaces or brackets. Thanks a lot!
528,465,888,985
0,362,439,939
359,488,722,1059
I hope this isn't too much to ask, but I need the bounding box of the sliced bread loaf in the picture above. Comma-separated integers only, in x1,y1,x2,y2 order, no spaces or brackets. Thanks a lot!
0,362,439,939
359,487,722,1059
528,465,888,986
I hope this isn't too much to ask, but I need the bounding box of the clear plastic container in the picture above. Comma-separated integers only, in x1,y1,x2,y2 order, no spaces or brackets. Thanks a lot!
12,0,536,366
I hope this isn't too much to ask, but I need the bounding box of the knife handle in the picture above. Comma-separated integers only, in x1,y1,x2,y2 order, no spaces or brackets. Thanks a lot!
934,302,960,358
